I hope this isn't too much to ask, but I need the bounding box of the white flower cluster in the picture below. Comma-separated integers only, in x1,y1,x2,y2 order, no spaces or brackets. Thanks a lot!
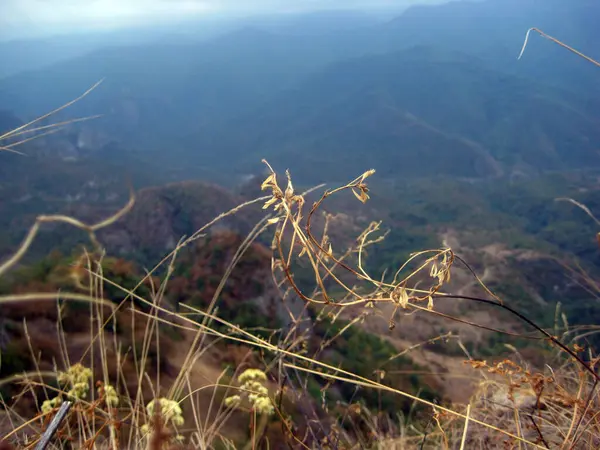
225,368,274,416
41,363,98,414
58,363,93,400
146,398,184,426
238,368,267,384
41,396,63,414
141,397,185,437
103,384,119,408
224,395,241,407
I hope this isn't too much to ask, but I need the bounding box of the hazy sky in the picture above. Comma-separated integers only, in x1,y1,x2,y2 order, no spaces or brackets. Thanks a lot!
1,0,448,38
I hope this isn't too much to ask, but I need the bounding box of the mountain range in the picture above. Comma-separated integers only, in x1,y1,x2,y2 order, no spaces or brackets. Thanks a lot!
2,0,600,347
4,4,600,440
2,0,600,186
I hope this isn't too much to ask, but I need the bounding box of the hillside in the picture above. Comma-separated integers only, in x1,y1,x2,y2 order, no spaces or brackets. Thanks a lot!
186,47,600,181
0,222,450,447
6,43,599,186
98,181,264,262
0,173,263,266
381,0,600,92
0,28,354,153
2,0,599,176
2,1,600,447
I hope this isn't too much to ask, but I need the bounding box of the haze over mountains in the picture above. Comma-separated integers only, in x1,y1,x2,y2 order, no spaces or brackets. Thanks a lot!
2,0,600,185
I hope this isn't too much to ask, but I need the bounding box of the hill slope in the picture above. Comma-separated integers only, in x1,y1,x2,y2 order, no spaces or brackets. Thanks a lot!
184,47,600,181
2,0,599,172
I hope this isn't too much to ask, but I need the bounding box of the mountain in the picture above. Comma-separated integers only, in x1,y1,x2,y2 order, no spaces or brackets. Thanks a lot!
2,0,600,268
98,181,264,263
0,16,245,80
2,0,599,258
0,135,262,264
381,0,600,93
4,2,600,446
244,9,385,35
181,46,600,182
1,0,599,175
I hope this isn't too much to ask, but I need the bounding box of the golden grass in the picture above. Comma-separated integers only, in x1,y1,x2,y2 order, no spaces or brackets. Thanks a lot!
3,162,597,449
2,29,600,448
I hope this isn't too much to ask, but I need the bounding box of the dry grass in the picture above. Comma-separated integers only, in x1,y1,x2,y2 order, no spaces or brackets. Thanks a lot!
0,80,103,155
1,28,600,449
2,160,598,449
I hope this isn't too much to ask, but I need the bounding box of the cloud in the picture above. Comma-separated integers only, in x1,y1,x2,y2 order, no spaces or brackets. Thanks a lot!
2,0,212,25
0,0,446,38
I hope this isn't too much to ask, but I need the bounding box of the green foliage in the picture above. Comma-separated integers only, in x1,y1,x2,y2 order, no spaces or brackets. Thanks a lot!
369,229,439,277
0,342,28,377
312,317,438,415
0,342,29,400
100,258,153,309
217,302,279,339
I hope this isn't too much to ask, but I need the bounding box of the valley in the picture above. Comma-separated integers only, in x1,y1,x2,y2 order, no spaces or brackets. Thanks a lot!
2,0,600,448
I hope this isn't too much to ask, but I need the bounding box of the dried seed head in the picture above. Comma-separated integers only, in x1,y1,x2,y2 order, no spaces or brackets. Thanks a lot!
391,285,409,308
360,169,376,182
427,296,434,311
263,196,279,210
352,184,370,204
285,169,294,199
261,173,277,191
266,217,281,226
430,262,438,278
298,245,308,258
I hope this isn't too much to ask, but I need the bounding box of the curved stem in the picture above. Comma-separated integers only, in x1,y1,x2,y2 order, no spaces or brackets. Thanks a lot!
433,294,600,382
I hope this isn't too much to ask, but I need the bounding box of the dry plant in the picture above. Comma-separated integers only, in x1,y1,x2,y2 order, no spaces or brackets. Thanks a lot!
257,162,600,449
411,30,600,449
518,28,600,68
88,163,600,447
2,158,599,449
0,80,104,155
260,160,453,316
3,26,600,450
0,135,325,448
